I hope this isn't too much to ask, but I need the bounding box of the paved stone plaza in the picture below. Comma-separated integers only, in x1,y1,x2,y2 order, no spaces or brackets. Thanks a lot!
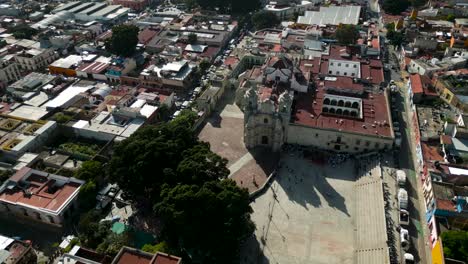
198,89,278,192
243,154,356,264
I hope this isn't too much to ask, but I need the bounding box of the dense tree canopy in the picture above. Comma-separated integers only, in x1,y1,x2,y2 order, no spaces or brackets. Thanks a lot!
154,180,254,263
192,0,260,13
383,0,409,15
251,11,280,30
10,25,38,40
386,30,405,46
335,24,360,45
109,112,255,263
187,33,197,44
441,230,468,261
106,25,139,57
109,112,199,200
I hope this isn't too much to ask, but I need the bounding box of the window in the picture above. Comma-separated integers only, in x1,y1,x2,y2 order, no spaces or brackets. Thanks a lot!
261,136,269,145
351,73,355,76
315,133,319,137
330,62,334,66
329,70,332,74
346,64,349,67
344,72,347,76
356,139,361,145
48,216,55,224
337,136,342,143
264,118,268,124
338,63,341,66
353,65,357,68
336,71,340,75
365,141,370,146
375,142,380,148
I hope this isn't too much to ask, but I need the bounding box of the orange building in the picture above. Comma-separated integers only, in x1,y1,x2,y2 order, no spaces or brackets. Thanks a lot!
48,55,84,77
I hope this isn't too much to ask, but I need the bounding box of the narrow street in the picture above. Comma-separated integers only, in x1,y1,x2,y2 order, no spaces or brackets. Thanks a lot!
388,47,432,264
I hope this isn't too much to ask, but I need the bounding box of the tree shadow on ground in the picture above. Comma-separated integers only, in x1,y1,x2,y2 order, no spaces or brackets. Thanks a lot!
275,156,351,217
239,234,270,264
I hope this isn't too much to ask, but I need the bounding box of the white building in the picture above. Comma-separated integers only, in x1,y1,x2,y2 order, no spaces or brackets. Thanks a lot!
14,48,58,72
297,5,361,26
264,1,315,20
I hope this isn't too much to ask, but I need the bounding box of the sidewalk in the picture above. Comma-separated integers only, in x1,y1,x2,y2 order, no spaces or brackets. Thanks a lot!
397,68,432,264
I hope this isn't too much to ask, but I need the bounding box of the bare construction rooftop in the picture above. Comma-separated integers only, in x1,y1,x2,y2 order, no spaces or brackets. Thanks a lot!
297,5,361,26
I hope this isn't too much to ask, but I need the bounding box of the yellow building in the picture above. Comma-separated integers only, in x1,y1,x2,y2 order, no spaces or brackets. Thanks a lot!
432,238,445,264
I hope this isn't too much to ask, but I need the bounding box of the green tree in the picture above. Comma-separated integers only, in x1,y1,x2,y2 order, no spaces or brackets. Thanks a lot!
383,0,409,15
109,113,198,200
198,59,211,74
10,25,38,40
78,181,98,211
78,211,111,249
194,0,260,13
251,11,280,30
141,241,174,254
175,142,229,185
335,24,360,45
410,0,426,7
441,230,468,261
97,232,132,256
154,180,254,263
386,29,405,46
446,14,456,22
52,112,73,124
74,160,103,182
106,25,139,57
187,33,197,44
0,170,12,184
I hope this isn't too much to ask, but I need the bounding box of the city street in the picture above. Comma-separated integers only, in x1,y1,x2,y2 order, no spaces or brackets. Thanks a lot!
387,46,432,264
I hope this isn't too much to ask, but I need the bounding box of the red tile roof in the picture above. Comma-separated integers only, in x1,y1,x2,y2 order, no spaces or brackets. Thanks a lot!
436,199,456,212
139,28,160,45
410,74,423,94
112,248,181,264
0,168,82,212
76,61,109,74
293,88,393,138
421,141,445,162
151,252,182,264
114,250,153,264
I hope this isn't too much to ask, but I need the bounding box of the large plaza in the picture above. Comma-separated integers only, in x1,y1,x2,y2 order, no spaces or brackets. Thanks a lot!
242,153,390,264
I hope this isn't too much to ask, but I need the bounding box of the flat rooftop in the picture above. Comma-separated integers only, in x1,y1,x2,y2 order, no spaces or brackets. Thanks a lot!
0,167,83,214
112,247,181,264
297,5,361,26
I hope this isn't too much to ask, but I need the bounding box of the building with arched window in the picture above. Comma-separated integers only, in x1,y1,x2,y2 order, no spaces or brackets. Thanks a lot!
241,46,395,153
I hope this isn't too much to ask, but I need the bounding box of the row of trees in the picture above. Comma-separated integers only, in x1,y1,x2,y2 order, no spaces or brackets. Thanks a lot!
382,0,426,15
108,112,255,263
188,0,261,14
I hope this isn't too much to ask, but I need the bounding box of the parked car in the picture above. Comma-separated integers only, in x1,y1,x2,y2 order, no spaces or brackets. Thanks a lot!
398,188,408,210
400,209,409,226
404,253,414,264
397,170,406,187
400,228,410,251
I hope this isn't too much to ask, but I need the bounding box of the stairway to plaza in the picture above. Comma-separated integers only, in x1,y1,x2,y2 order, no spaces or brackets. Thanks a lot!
354,158,390,264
